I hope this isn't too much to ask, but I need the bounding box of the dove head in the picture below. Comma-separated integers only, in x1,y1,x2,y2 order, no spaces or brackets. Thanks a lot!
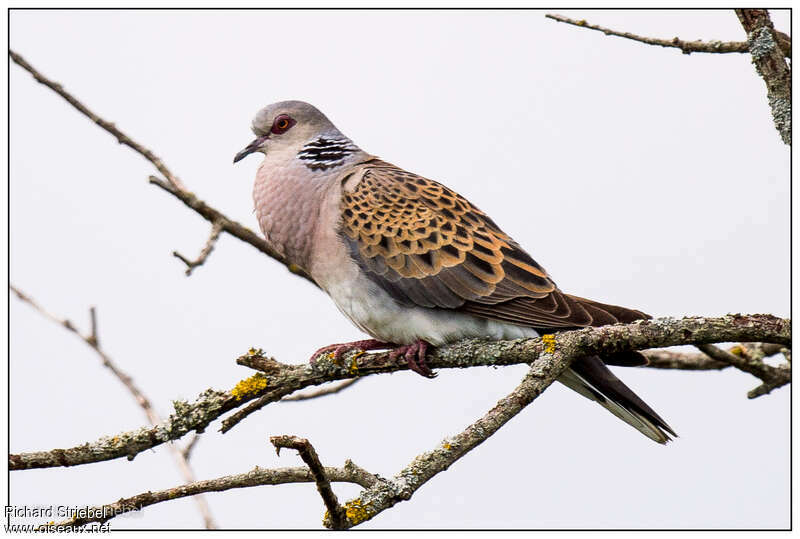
233,101,363,170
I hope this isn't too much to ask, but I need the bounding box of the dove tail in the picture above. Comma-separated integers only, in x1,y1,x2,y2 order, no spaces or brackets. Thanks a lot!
558,355,676,444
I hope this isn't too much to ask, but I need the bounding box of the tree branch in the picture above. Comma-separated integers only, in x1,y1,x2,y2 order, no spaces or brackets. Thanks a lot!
732,342,791,397
30,313,791,530
8,51,186,191
181,433,201,461
281,379,361,402
697,343,790,398
642,348,727,370
271,435,347,530
643,341,790,398
9,285,218,528
173,220,224,276
544,13,774,56
324,342,578,528
147,176,314,284
10,285,159,422
735,9,792,145
10,314,790,472
44,460,379,529
8,49,314,284
697,343,771,380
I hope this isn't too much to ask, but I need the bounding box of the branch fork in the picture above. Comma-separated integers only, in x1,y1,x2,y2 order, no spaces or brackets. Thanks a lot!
270,435,347,529
173,219,224,276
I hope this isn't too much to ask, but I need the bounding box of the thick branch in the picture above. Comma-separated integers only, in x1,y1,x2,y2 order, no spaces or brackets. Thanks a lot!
10,315,789,472
45,461,379,529
325,343,577,528
545,13,767,56
271,435,347,530
735,9,792,145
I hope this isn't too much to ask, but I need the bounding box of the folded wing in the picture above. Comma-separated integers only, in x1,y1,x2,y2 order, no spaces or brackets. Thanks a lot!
339,159,648,329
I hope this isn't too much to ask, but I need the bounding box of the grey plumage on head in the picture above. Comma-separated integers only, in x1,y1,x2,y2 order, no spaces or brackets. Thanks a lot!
250,100,335,136
234,100,362,167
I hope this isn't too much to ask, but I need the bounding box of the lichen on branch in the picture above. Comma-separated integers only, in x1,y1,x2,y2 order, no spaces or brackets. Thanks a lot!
9,314,790,472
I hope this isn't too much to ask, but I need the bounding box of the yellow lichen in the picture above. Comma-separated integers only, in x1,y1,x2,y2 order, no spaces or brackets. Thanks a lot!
348,352,365,375
247,347,264,357
442,442,452,450
343,498,373,525
231,373,269,400
542,334,556,354
729,345,744,357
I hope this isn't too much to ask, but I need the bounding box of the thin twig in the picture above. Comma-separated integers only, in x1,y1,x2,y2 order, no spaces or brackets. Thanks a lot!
173,220,224,276
221,389,294,434
696,343,759,373
9,50,186,191
88,306,99,347
10,285,157,421
9,315,791,471
181,433,201,461
45,462,379,529
545,13,759,55
10,285,217,529
738,342,787,359
281,379,361,401
696,343,790,398
271,435,347,529
148,176,314,283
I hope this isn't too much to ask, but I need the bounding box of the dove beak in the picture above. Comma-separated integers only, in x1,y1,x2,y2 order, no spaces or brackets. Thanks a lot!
233,134,270,164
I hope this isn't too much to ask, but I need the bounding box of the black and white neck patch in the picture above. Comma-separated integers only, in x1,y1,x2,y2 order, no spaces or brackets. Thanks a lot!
297,136,359,171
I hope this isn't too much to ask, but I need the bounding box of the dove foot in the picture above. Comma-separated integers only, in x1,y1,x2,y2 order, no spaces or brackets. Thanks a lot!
310,339,391,364
389,339,436,378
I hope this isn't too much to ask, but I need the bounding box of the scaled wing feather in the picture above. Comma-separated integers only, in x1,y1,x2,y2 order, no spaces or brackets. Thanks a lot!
339,160,647,329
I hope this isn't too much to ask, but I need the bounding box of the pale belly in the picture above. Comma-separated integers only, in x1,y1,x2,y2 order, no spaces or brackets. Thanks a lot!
316,260,539,346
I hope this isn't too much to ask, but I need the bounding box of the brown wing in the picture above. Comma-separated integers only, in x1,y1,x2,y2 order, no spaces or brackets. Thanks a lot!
339,160,647,329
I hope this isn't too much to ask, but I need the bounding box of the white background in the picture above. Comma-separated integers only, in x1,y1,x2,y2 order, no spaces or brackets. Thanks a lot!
9,9,790,529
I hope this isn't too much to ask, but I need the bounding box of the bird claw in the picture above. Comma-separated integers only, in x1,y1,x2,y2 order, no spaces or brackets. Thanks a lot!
309,339,391,365
310,338,436,378
389,339,436,378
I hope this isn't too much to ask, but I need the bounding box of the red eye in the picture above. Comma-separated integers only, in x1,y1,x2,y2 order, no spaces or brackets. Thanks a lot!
271,114,295,134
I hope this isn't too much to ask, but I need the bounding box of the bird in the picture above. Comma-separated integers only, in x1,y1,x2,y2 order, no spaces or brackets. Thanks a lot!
234,100,676,444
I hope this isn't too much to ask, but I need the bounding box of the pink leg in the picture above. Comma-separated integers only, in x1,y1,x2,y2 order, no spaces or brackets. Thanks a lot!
389,339,436,378
309,339,391,364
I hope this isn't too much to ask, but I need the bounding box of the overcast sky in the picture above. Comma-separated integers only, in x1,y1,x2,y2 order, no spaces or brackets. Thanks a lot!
9,9,790,529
